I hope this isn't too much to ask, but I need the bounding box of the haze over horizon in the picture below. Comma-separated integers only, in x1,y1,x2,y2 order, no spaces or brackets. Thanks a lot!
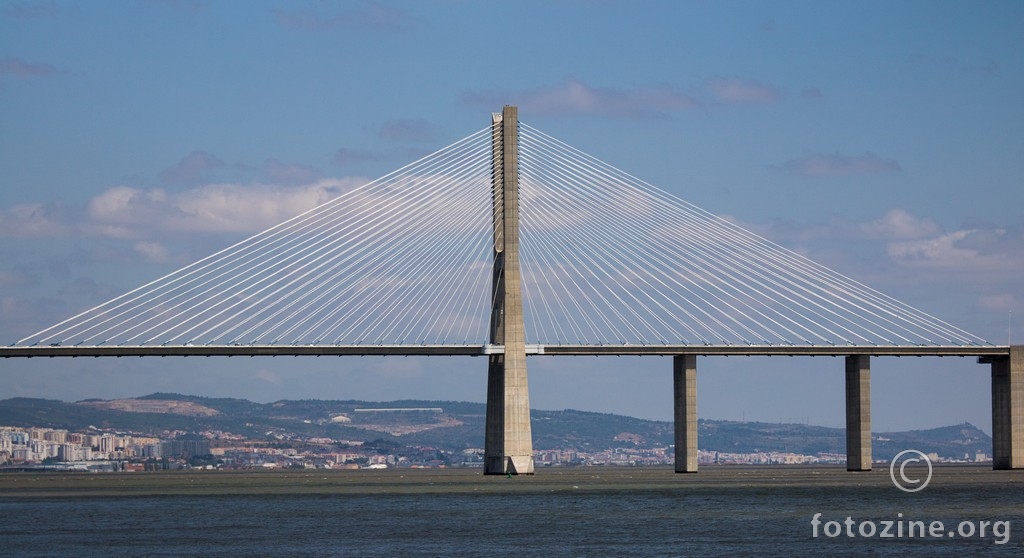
2,1,1022,434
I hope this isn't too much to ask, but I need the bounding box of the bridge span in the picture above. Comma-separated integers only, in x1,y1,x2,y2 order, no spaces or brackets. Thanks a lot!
0,343,1010,358
4,342,1020,474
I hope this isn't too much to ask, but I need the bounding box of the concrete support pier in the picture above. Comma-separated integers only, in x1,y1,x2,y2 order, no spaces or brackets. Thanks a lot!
992,345,1023,470
673,355,698,473
484,106,534,475
845,355,871,471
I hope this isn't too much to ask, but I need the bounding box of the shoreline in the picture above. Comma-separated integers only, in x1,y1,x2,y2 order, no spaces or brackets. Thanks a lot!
2,463,1019,499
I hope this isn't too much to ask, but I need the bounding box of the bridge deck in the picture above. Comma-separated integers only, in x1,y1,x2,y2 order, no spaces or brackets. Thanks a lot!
0,344,1009,358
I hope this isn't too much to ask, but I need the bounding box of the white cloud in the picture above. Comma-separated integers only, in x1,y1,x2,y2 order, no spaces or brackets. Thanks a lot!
761,209,946,246
85,179,364,236
753,210,1023,295
887,227,1023,277
133,240,171,263
0,178,367,240
860,209,940,240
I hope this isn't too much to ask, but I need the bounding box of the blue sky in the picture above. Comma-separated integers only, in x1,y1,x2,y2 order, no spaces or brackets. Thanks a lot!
1,0,1022,433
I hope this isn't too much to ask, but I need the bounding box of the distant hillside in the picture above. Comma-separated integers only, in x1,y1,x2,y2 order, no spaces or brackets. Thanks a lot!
0,394,990,460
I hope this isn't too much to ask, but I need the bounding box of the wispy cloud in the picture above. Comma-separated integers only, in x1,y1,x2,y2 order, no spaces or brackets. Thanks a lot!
0,270,30,288
800,87,824,99
158,150,225,184
1,295,64,327
464,80,700,118
0,57,57,77
908,54,1000,77
147,0,210,13
0,202,72,237
333,148,386,166
275,1,410,32
255,369,283,385
132,240,171,263
775,152,901,177
464,77,784,118
258,159,321,185
160,151,322,186
706,77,779,104
378,118,437,143
979,293,1019,313
1,1,61,19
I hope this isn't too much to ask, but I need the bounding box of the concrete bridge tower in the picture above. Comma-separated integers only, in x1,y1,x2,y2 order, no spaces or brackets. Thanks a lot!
484,106,534,475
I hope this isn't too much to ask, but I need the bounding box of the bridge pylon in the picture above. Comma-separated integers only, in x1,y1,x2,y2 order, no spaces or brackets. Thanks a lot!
484,106,534,475
991,345,1024,469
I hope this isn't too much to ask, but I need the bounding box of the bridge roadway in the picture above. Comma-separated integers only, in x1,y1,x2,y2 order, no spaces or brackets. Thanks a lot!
0,343,1010,358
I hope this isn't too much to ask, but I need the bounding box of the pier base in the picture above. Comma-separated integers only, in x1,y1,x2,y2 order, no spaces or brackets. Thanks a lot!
992,345,1024,470
484,354,534,475
845,355,871,471
674,355,698,473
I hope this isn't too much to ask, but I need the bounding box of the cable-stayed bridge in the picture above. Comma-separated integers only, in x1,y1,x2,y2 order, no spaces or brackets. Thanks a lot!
3,107,1020,474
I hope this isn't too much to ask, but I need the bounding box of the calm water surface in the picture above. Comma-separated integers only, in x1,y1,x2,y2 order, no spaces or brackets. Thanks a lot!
2,466,1021,556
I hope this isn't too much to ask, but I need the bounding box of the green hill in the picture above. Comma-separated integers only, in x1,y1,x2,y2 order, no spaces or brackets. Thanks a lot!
0,394,991,461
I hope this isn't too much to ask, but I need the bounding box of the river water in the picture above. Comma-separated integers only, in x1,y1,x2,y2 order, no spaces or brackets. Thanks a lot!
1,466,1021,556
